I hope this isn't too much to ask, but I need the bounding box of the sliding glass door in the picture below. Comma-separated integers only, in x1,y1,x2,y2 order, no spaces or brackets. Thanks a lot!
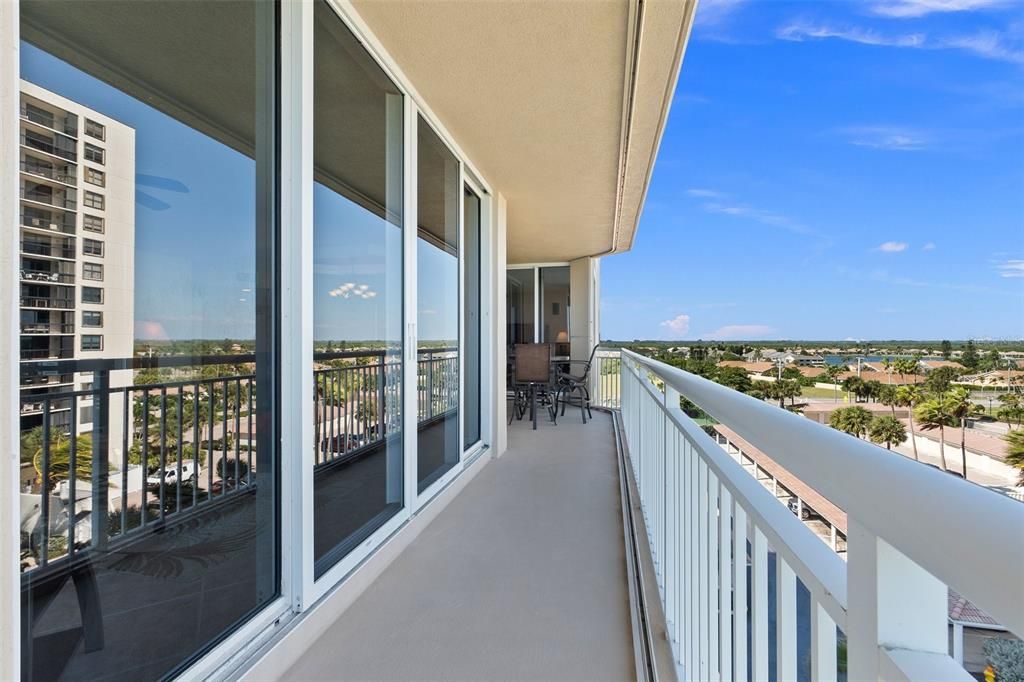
311,2,405,578
18,3,279,678
416,117,461,492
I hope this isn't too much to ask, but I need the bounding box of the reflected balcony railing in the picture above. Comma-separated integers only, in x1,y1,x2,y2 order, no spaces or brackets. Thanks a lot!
20,349,459,576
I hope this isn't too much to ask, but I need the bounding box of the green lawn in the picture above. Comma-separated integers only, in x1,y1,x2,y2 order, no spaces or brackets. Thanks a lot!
801,386,842,399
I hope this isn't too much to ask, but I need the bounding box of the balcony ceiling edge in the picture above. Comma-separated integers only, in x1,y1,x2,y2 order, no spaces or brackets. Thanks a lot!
351,0,697,265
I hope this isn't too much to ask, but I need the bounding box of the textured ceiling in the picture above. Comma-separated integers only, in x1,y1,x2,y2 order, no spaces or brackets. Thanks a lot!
352,0,696,264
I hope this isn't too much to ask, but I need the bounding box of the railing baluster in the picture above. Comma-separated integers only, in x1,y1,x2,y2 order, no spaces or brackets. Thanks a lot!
247,378,254,483
207,382,215,502
221,379,229,495
159,387,167,518
751,526,769,681
688,435,698,676
176,390,183,513
719,485,733,682
193,382,201,507
121,387,129,532
777,553,797,681
698,458,709,679
141,387,149,526
40,400,51,566
811,599,837,682
708,470,720,681
733,501,748,680
234,378,241,483
67,395,77,556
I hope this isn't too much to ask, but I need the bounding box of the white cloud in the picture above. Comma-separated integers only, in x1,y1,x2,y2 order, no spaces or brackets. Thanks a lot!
996,259,1024,278
922,242,937,250
875,241,910,252
777,23,925,48
704,324,776,340
660,314,691,338
328,282,378,299
869,0,1011,18
695,0,748,26
778,21,1024,66
839,126,928,151
702,202,814,235
942,31,1024,66
686,188,723,198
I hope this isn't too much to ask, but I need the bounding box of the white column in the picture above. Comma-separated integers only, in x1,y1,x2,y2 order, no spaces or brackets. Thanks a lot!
493,193,508,456
846,519,948,680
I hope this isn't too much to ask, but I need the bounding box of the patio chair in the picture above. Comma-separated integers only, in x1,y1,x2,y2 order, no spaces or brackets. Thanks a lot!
555,345,599,423
510,343,557,430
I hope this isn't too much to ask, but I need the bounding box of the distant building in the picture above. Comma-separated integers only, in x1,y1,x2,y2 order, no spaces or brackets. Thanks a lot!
18,82,135,440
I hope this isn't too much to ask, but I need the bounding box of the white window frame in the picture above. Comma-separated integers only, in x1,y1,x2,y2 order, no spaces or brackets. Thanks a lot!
507,262,571,345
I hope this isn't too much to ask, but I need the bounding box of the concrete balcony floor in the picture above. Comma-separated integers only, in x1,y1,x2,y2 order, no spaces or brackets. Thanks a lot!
285,410,636,681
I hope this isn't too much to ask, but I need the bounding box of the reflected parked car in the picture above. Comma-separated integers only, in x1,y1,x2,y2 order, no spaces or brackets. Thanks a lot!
146,461,198,490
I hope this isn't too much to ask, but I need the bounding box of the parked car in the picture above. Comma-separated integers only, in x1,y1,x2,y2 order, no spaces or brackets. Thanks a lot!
787,497,819,521
146,461,198,490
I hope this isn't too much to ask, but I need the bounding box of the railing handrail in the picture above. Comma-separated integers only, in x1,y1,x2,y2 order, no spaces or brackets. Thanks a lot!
621,348,1024,638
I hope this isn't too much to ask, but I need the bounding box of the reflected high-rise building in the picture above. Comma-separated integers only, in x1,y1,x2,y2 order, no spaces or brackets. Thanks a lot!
18,81,135,441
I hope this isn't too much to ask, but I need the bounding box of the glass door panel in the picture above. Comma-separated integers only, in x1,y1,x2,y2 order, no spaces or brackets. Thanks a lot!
311,3,404,578
540,266,570,357
18,2,279,678
416,117,460,491
463,187,481,449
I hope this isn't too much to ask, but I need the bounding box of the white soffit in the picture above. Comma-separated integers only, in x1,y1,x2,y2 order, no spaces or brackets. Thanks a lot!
351,0,697,264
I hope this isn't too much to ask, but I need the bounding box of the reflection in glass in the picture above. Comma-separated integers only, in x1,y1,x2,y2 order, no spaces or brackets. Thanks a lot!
540,266,571,357
312,2,405,577
18,2,277,679
506,268,535,347
417,117,460,491
463,188,481,449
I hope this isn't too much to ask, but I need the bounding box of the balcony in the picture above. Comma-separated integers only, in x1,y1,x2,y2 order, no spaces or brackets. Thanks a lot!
20,297,75,311
20,321,75,335
21,238,77,260
18,349,1023,681
21,188,77,211
285,411,636,680
20,131,77,162
20,160,77,185
21,103,78,137
20,269,75,285
20,213,76,235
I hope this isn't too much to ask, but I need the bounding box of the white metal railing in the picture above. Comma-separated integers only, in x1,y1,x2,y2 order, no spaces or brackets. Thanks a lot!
618,348,1024,681
592,348,621,409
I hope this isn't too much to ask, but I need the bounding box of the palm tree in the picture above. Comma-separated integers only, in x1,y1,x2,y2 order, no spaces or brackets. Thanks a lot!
878,384,898,417
869,415,907,450
829,406,873,439
895,385,923,461
915,398,955,471
1005,429,1024,485
30,432,94,491
946,387,983,480
823,364,844,403
842,376,864,403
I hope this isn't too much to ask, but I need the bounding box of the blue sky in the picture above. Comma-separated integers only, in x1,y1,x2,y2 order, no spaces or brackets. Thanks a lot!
601,0,1024,342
